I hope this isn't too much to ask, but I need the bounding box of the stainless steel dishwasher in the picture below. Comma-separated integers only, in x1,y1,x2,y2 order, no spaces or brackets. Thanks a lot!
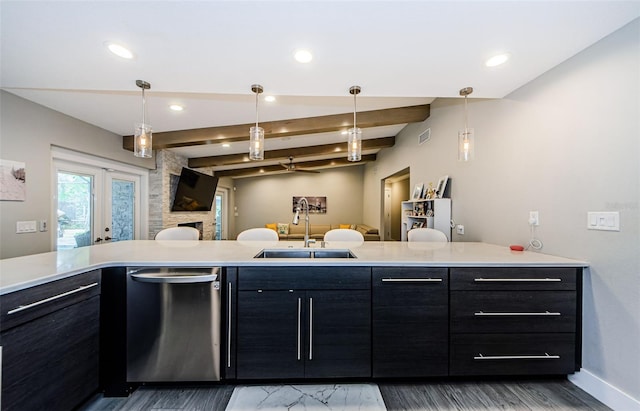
126,267,221,382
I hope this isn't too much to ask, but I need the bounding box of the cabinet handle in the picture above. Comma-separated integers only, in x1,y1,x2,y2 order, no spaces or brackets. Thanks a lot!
474,278,561,282
309,297,313,361
297,298,302,361
381,278,443,282
474,353,560,360
227,281,232,368
474,311,561,316
7,282,99,315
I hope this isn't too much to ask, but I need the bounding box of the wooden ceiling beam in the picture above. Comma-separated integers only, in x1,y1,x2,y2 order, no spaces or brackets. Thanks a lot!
188,136,395,168
123,104,429,150
213,154,377,178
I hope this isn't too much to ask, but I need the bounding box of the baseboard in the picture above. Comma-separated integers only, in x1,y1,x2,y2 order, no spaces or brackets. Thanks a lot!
569,368,640,410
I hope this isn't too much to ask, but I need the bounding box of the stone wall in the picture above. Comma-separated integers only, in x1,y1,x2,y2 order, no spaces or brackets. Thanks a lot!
148,150,216,240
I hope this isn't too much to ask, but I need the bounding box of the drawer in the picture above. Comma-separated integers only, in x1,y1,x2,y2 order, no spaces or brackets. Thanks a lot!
451,291,576,333
238,266,370,290
450,333,576,376
450,268,576,291
0,270,101,332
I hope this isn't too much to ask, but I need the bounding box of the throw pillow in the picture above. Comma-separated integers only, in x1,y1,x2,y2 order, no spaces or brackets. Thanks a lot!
265,223,277,231
339,224,351,229
277,223,289,235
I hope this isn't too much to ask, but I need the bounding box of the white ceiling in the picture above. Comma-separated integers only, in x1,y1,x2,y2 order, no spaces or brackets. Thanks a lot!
1,1,639,160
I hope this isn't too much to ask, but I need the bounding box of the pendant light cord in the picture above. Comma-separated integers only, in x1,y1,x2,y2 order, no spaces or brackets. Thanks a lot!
255,90,259,128
463,94,468,131
353,91,357,129
141,87,146,125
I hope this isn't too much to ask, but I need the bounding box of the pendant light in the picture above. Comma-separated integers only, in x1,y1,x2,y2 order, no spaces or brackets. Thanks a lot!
348,85,362,162
134,80,152,158
458,86,474,161
249,84,264,161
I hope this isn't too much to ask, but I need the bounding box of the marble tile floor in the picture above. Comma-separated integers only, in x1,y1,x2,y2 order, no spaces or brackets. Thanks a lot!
225,383,385,411
80,378,611,411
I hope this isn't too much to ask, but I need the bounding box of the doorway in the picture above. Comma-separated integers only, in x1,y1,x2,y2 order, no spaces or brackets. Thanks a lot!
381,168,410,241
52,149,148,250
214,187,229,240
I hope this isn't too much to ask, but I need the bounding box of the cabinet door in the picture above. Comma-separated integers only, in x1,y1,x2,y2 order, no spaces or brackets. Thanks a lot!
1,296,100,411
305,290,371,378
372,268,449,377
223,267,238,379
236,290,305,379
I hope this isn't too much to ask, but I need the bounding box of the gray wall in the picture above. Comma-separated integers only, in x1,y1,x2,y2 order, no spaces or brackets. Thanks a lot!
0,91,154,259
232,166,365,238
364,19,639,402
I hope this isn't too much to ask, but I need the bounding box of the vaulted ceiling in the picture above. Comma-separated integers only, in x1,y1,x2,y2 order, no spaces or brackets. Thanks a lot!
1,1,638,177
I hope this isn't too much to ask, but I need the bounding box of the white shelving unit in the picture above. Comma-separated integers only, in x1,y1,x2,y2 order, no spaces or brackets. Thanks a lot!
401,198,452,241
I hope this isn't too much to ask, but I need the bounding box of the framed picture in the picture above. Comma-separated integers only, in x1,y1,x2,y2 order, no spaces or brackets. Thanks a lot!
411,221,422,229
436,175,449,198
0,159,26,201
412,183,423,200
292,196,327,214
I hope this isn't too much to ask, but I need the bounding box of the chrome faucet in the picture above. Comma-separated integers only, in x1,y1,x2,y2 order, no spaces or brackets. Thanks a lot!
292,197,314,247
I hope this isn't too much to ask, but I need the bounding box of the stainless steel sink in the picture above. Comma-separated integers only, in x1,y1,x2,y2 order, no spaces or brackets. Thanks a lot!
254,249,356,259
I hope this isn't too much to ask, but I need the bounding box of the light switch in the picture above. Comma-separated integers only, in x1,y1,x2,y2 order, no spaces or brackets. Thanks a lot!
587,212,620,231
16,220,37,233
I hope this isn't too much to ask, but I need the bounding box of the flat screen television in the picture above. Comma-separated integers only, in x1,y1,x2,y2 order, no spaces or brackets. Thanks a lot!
171,168,218,212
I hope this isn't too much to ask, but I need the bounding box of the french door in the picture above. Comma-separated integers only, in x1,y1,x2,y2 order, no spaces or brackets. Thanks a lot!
214,188,229,240
52,152,147,250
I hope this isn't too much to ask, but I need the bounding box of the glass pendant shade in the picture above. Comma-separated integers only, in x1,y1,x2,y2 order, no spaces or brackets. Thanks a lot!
134,80,152,158
348,85,362,162
458,86,474,162
348,127,362,162
249,126,264,160
134,123,153,158
458,127,474,161
249,84,264,161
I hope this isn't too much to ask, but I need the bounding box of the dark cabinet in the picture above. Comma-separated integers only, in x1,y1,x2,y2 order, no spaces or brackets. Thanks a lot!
0,270,101,411
236,267,371,379
372,267,448,377
223,267,238,379
449,267,581,376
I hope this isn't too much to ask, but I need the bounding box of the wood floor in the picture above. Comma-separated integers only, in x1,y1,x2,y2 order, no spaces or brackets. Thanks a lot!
79,378,610,411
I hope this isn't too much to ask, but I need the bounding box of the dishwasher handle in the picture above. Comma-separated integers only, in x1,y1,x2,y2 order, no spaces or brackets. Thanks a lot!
131,273,218,284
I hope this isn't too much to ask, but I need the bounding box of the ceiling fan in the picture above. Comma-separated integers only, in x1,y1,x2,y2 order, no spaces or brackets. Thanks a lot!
280,156,320,173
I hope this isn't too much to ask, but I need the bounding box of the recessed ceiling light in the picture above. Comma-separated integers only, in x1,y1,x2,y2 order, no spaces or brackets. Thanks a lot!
294,49,313,63
341,131,348,135
222,143,231,148
106,42,134,59
169,104,184,111
264,95,276,103
485,53,510,67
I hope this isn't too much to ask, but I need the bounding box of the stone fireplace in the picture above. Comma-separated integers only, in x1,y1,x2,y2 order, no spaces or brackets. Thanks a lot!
148,150,216,240
178,221,204,240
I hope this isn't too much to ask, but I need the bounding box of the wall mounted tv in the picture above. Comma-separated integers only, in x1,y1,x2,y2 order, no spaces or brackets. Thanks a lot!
171,168,218,212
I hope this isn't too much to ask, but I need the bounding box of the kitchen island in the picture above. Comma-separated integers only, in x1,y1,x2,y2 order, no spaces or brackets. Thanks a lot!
0,241,587,410
0,240,586,295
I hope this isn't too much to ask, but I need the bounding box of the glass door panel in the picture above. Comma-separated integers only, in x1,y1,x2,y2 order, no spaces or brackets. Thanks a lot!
56,171,94,250
110,179,135,242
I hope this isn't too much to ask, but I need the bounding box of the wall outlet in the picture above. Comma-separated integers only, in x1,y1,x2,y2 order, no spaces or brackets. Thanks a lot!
39,220,48,232
456,224,465,235
529,211,539,226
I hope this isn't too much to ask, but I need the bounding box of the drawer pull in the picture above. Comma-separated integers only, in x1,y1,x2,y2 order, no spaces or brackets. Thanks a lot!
474,311,561,316
474,278,561,282
474,353,560,360
381,278,443,282
7,282,99,315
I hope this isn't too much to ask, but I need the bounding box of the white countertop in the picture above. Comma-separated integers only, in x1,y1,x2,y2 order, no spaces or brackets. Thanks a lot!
0,240,587,295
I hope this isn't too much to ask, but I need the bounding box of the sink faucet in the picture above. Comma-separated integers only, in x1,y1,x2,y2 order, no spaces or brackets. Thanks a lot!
292,197,314,247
